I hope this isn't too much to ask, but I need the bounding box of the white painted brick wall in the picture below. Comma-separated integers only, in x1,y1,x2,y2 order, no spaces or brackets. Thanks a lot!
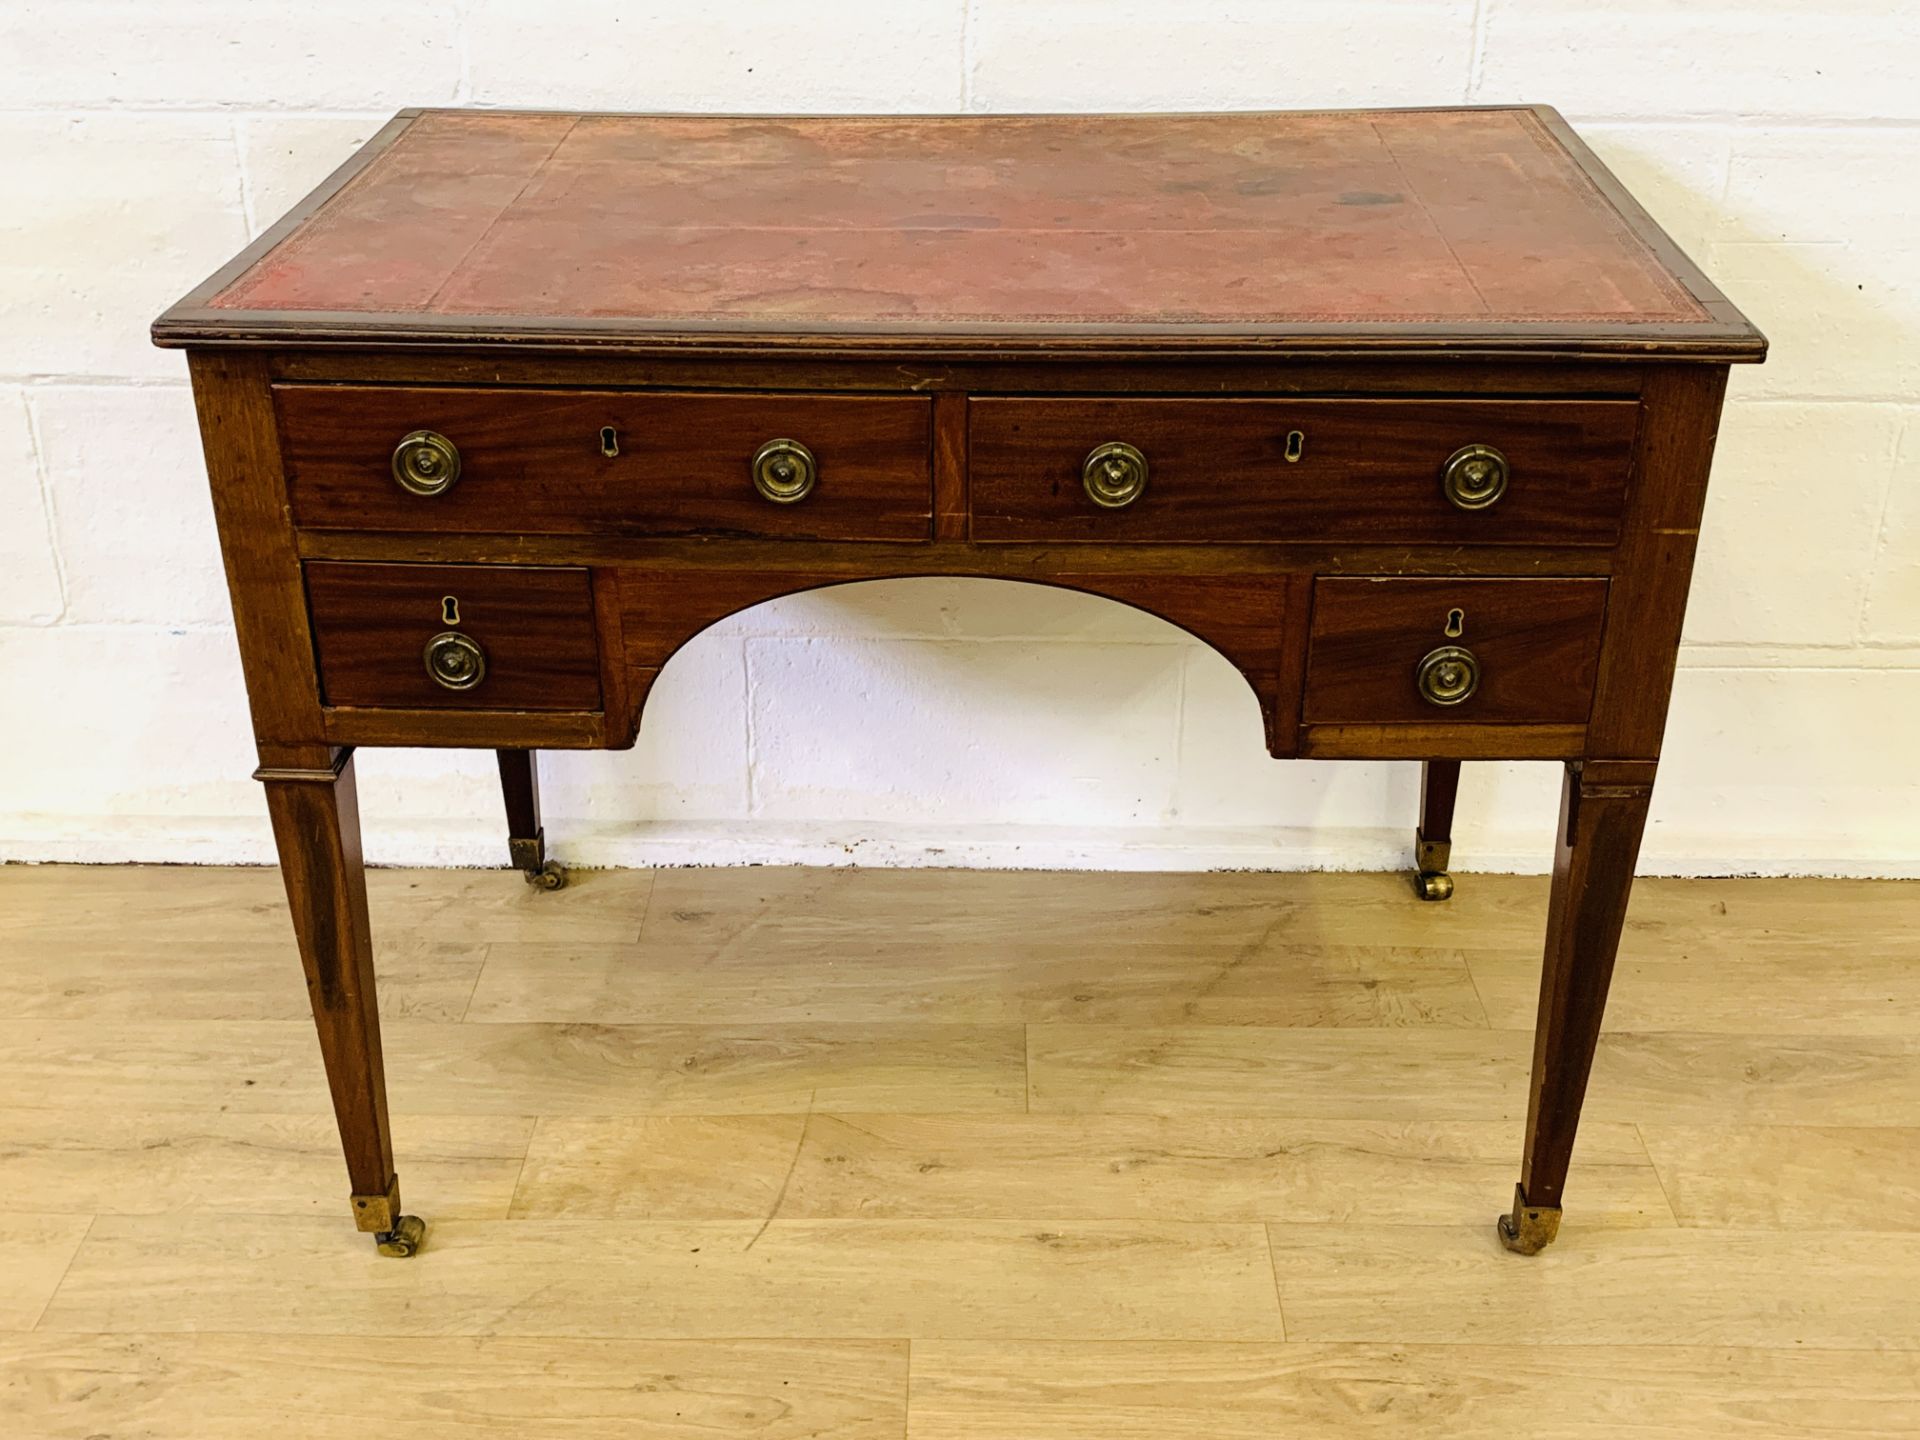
2,1,1916,876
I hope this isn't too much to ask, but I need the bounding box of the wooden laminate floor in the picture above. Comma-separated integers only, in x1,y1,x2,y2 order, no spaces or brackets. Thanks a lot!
1,863,1918,1437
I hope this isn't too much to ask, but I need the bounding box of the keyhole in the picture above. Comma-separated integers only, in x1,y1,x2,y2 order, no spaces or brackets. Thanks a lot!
442,595,461,626
1284,430,1306,463
1444,607,1465,638
600,426,619,458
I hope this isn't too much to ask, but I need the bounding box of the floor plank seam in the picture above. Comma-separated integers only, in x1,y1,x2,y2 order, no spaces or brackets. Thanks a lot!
29,1211,95,1332
1262,1221,1291,1342
1631,1121,1685,1228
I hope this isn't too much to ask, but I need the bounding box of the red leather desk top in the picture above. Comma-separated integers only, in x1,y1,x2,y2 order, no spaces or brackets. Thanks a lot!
157,107,1760,357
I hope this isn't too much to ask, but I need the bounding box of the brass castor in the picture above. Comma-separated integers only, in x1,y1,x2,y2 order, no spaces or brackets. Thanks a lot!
1496,1184,1561,1255
524,859,568,891
1413,869,1455,902
375,1214,428,1258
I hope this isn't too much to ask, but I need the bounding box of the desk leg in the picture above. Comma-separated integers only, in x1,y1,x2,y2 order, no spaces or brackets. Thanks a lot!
261,750,425,1257
1412,759,1461,901
1502,759,1654,1254
496,748,567,890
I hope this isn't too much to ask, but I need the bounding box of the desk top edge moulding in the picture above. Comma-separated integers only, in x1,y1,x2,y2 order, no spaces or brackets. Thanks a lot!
158,105,1763,1261
154,104,1764,359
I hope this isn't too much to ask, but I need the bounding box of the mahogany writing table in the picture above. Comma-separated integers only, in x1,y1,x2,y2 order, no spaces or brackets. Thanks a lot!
155,106,1764,1258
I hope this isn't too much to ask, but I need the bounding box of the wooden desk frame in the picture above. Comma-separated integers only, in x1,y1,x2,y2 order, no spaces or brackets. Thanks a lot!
159,106,1763,1259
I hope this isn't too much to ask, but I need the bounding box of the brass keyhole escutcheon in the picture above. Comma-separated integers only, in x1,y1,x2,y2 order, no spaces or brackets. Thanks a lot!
1442,443,1508,511
1444,607,1465,638
1284,430,1306,463
1416,644,1479,707
392,430,460,497
1082,440,1148,509
423,631,486,691
600,426,620,458
441,595,461,626
751,438,817,504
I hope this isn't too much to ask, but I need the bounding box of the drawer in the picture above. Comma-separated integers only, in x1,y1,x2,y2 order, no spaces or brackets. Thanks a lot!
969,398,1640,545
1303,578,1609,725
306,563,602,711
277,386,932,540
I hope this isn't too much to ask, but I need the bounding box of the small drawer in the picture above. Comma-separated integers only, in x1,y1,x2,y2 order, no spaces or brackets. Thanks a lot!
1303,577,1609,725
277,386,932,540
969,397,1639,546
306,562,602,711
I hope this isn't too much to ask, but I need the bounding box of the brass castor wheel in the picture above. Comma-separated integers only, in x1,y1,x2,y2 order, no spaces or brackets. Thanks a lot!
1497,1185,1560,1255
1413,869,1455,902
375,1214,427,1258
524,860,568,891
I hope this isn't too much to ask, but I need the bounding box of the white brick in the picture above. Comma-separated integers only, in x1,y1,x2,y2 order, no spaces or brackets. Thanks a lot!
1720,128,1920,246
1650,667,1920,870
1860,413,1920,645
465,0,966,111
969,0,1475,111
1577,123,1732,260
0,115,247,379
0,626,256,820
547,636,754,822
1712,239,1920,401
31,385,229,625
0,391,63,624
0,2,460,110
1477,0,1920,120
238,116,387,236
746,636,1183,826
1685,402,1900,645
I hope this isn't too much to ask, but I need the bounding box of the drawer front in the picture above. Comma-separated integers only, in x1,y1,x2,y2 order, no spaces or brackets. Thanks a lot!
307,562,602,711
278,386,933,540
969,398,1639,545
1303,577,1609,725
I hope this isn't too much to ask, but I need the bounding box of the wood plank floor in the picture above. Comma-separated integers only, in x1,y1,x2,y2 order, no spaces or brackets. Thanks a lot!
1,863,1918,1437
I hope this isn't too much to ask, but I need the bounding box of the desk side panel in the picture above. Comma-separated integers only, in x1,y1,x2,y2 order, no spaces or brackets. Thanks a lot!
187,350,328,768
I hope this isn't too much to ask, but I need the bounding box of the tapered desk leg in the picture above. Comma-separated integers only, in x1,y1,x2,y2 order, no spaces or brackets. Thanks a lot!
496,748,567,890
261,749,425,1257
1501,759,1655,1254
1413,759,1462,901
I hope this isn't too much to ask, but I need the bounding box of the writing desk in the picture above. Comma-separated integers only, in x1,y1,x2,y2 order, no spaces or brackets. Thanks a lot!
156,106,1764,1257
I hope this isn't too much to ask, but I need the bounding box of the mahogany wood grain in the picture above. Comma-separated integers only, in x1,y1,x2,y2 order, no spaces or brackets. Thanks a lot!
187,352,326,767
1520,760,1658,1212
292,531,1619,578
496,749,541,852
970,398,1640,546
1295,723,1587,761
259,752,397,1214
1419,760,1462,850
1302,577,1608,726
305,562,601,711
1586,366,1728,757
277,386,932,540
268,350,1651,398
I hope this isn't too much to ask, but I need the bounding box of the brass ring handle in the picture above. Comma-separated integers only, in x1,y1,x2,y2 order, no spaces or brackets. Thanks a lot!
1415,645,1479,707
752,438,817,504
1442,443,1508,511
392,430,461,497
423,631,486,691
1082,441,1148,509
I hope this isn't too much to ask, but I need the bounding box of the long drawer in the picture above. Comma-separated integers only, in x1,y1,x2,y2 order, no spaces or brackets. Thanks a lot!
969,397,1640,545
277,386,933,540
